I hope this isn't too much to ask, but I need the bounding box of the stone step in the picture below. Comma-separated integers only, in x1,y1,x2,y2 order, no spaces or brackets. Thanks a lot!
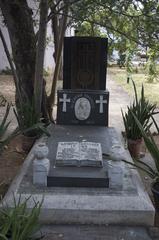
35,225,159,240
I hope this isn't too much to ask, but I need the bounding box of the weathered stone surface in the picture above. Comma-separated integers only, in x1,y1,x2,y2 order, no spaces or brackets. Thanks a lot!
33,143,50,186
1,126,155,226
55,141,103,167
38,225,154,240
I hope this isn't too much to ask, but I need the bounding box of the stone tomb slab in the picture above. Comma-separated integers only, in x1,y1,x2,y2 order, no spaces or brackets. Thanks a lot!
47,132,109,187
57,89,109,126
1,125,155,226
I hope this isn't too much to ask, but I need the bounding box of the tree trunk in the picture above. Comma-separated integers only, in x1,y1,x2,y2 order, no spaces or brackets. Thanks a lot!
48,3,68,121
0,27,22,103
51,4,59,63
34,0,48,119
51,2,63,80
0,0,36,101
0,0,49,122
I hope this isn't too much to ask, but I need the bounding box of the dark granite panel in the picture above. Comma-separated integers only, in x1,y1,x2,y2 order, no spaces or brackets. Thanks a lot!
63,37,108,90
57,89,109,126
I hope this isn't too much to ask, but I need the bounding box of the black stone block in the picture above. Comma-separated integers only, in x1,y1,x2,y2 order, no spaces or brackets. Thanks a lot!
56,89,109,126
47,165,109,188
63,36,108,90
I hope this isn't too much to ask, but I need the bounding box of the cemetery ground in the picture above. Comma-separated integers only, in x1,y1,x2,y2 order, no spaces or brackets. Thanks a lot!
1,72,159,239
108,67,159,105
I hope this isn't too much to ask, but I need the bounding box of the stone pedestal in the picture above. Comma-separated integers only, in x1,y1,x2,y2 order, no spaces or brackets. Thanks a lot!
33,143,50,186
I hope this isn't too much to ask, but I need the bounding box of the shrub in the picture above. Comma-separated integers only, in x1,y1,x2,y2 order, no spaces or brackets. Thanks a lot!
0,195,43,240
122,81,158,140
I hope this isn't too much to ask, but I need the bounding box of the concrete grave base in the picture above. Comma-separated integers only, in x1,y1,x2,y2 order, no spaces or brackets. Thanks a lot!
1,126,155,226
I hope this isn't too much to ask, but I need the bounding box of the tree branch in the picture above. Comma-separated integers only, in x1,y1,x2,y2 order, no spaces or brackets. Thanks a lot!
0,27,22,103
34,0,48,119
48,1,69,121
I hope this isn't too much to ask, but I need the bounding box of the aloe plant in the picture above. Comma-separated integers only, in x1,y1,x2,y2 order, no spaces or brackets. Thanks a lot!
0,195,43,240
0,103,20,151
0,94,7,107
122,81,158,140
123,112,159,182
0,103,14,151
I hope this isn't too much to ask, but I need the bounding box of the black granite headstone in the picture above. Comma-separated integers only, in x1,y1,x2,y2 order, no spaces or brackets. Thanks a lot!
63,37,108,90
57,89,109,126
49,37,110,188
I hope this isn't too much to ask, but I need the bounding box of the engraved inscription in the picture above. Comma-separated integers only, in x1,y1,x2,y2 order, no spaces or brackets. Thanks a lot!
56,142,103,167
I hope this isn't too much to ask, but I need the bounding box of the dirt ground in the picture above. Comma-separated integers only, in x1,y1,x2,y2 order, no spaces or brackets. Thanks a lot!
0,75,24,197
0,75,15,103
0,74,58,198
0,136,27,198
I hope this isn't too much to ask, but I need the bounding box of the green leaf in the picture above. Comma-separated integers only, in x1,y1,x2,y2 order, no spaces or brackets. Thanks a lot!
130,111,159,177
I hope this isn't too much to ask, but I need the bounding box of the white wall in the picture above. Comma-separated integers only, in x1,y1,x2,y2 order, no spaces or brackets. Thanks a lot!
0,26,11,70
44,21,74,71
0,24,74,71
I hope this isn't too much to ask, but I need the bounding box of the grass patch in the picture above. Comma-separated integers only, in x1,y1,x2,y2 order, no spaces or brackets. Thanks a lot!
109,67,159,106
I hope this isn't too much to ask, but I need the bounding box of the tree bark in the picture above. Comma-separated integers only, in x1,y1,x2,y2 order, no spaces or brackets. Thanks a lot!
51,4,59,63
0,0,49,123
0,0,36,101
48,3,68,121
51,2,63,80
0,27,22,103
34,0,48,119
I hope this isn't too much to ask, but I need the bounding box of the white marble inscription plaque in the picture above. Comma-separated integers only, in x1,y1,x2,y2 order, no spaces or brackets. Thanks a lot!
56,142,103,167
56,142,79,166
74,97,91,120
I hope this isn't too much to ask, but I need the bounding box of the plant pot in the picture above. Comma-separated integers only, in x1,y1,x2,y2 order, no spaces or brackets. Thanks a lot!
151,181,159,211
127,138,142,159
21,134,37,152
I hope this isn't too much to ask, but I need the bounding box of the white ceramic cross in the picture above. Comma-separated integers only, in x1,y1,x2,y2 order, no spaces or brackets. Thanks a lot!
59,94,70,112
95,95,107,113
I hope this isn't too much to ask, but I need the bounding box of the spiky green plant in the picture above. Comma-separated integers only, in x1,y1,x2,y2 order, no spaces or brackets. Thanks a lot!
0,195,43,240
0,103,12,151
122,81,158,140
0,103,20,151
13,99,50,137
123,113,159,182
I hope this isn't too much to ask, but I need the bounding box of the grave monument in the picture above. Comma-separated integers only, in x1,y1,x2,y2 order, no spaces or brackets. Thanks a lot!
46,36,110,187
57,37,109,126
3,36,155,226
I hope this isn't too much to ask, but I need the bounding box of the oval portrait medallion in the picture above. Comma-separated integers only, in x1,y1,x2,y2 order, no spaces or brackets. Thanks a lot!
74,97,91,121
